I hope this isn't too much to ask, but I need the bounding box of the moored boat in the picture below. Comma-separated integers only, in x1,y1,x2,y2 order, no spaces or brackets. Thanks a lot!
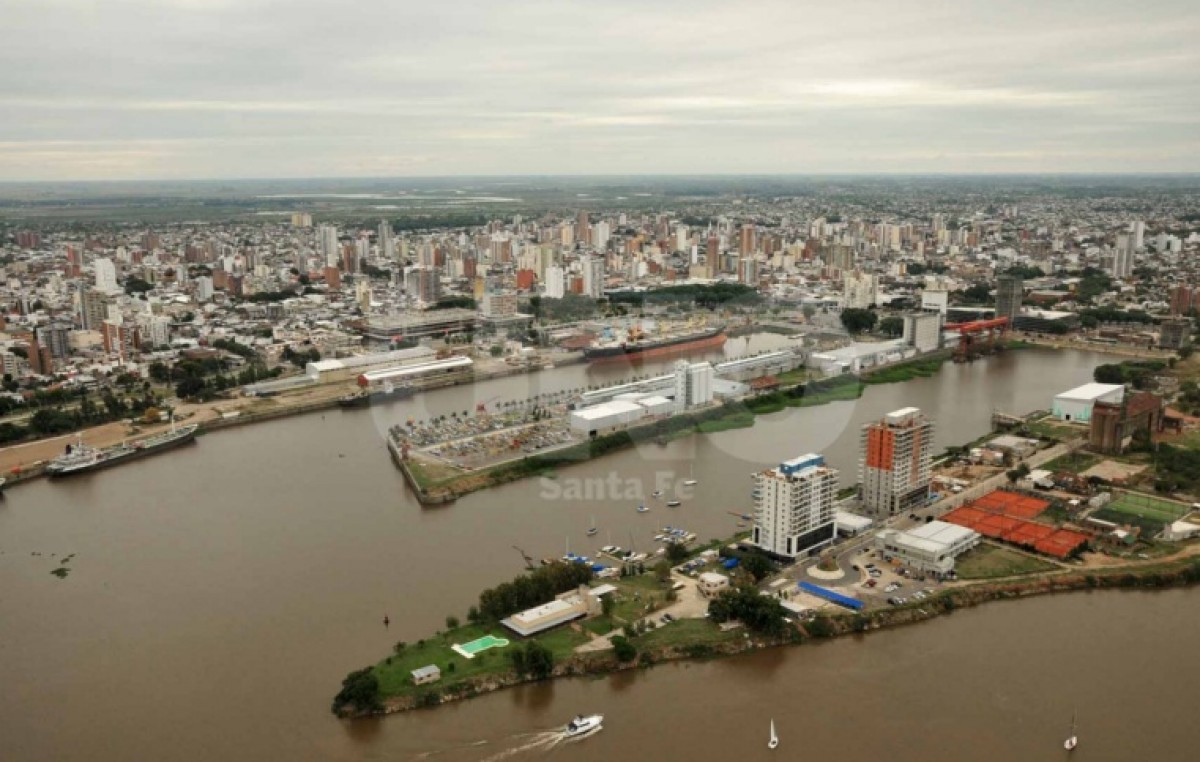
46,423,198,478
583,324,726,364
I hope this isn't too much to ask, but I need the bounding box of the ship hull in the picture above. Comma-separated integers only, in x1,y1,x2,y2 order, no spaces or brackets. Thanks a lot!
46,428,198,478
337,387,416,408
583,330,727,364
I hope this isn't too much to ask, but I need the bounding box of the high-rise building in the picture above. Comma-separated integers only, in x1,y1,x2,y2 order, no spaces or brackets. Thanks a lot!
1132,220,1145,250
902,313,942,352
592,221,610,251
672,360,714,411
1159,318,1191,350
35,323,71,359
739,224,756,256
195,275,214,303
582,256,605,299
405,267,441,305
543,265,566,299
859,407,935,518
319,225,339,267
79,288,113,331
1169,285,1194,316
378,220,395,259
750,453,838,559
995,275,1023,322
101,318,139,360
738,256,758,285
94,257,119,294
842,270,878,309
705,236,720,279
576,211,590,247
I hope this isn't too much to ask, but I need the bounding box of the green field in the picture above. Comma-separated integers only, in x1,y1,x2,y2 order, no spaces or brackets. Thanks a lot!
954,544,1059,580
634,618,744,650
1095,492,1189,534
373,622,589,699
1041,452,1102,474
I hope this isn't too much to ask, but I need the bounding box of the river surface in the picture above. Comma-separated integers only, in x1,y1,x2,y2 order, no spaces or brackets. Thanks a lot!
3,344,1196,761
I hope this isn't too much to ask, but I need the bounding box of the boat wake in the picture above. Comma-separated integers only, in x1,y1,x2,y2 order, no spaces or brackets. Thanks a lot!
475,727,584,761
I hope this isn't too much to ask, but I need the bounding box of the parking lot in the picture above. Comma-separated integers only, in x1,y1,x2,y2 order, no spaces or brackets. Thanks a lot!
846,548,948,609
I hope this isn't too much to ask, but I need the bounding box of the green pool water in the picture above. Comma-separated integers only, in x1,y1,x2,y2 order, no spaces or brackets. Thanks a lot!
454,634,510,657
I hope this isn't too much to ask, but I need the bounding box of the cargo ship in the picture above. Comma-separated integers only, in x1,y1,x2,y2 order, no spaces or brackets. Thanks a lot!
337,383,416,408
45,422,198,477
583,323,726,364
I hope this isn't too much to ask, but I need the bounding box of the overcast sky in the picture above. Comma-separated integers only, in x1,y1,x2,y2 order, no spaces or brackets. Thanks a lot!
1,0,1198,180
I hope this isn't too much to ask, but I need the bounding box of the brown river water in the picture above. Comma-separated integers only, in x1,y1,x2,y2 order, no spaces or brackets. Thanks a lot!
3,342,1196,761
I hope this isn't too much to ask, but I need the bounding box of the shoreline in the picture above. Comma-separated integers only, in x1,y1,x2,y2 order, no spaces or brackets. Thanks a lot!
354,551,1200,717
0,358,561,489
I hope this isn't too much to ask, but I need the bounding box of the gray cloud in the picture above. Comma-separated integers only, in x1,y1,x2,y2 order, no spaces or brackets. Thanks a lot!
1,0,1197,179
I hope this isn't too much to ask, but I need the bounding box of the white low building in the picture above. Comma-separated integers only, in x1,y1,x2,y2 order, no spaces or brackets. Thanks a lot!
1052,383,1125,423
873,520,981,574
835,510,874,537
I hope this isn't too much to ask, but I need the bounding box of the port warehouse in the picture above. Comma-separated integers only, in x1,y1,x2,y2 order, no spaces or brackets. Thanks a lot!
1052,382,1125,423
577,349,801,407
568,394,675,433
240,346,469,396
349,308,479,342
357,356,473,387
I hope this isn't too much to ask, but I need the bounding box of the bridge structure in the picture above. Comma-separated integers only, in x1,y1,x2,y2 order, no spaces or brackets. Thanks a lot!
945,317,1010,362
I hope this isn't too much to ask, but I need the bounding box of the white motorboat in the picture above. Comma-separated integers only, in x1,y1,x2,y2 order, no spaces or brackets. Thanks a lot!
683,479,698,487
564,714,604,738
651,490,663,498
586,516,598,536
637,504,649,513
1064,709,1078,751
666,500,681,507
768,718,778,750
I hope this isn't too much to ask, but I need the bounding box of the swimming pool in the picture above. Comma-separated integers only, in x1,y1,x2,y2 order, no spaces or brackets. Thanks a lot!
451,634,510,659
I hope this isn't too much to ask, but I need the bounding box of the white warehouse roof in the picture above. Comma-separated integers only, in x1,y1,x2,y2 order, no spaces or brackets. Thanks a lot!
1055,383,1125,402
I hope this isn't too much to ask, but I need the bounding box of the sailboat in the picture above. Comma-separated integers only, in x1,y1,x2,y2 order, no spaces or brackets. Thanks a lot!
768,718,778,750
1064,709,1078,751
586,516,598,537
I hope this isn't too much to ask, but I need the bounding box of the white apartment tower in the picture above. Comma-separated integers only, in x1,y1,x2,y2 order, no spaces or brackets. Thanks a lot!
843,270,878,309
673,360,714,411
859,407,935,518
94,257,119,294
751,453,838,559
543,265,566,299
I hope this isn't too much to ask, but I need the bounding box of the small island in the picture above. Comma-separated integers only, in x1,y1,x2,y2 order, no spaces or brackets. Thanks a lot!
332,525,1200,718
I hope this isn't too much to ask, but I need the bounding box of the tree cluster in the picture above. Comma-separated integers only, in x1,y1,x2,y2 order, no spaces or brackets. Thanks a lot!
508,640,555,679
1093,359,1166,390
706,586,789,636
331,667,381,716
475,561,594,622
839,308,877,334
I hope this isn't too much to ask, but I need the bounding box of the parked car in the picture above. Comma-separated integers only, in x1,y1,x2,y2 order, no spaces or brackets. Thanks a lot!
865,579,877,588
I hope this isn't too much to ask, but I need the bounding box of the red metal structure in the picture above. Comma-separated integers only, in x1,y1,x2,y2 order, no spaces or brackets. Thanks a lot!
944,317,1009,361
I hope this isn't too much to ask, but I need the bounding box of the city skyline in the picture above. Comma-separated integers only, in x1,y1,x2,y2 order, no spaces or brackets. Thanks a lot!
2,0,1199,181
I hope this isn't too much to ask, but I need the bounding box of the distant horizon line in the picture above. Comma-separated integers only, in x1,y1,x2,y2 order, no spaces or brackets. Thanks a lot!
2,171,1200,186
